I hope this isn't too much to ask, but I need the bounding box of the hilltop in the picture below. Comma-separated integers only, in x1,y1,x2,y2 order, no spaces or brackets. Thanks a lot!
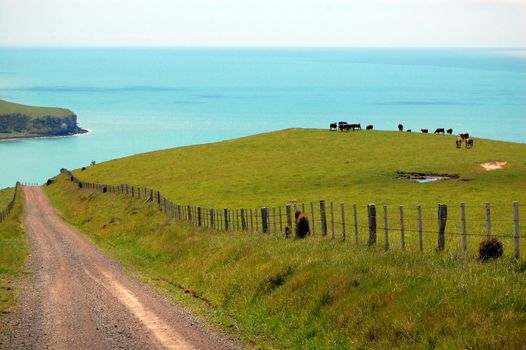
0,99,87,139
76,128,525,209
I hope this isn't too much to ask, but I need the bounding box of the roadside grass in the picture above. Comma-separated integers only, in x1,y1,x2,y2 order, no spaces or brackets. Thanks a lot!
0,99,73,119
45,174,526,349
0,187,26,323
0,188,14,208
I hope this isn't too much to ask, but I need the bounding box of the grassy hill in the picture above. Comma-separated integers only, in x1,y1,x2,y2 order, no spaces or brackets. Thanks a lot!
0,99,85,138
75,128,525,208
0,187,26,325
45,174,526,349
75,128,525,252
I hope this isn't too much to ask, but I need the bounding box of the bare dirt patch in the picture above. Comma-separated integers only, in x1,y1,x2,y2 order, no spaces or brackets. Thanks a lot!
480,161,507,171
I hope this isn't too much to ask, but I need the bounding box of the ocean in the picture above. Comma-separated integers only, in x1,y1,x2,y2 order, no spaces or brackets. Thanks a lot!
0,47,525,188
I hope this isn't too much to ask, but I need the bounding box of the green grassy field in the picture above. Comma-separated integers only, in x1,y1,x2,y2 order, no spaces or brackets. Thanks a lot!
0,187,26,325
74,128,526,256
0,99,73,119
45,174,526,349
0,188,15,209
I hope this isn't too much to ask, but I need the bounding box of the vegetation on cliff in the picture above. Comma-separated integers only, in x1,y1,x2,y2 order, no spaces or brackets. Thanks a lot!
0,99,86,139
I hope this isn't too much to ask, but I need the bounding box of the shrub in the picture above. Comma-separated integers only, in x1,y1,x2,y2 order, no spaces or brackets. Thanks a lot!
479,237,503,262
295,210,310,239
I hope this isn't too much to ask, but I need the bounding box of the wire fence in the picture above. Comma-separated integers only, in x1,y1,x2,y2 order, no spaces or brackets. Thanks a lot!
60,169,524,259
0,182,20,223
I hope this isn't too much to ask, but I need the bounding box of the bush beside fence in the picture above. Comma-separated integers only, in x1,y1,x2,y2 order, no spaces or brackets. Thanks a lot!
0,183,20,223
60,169,523,259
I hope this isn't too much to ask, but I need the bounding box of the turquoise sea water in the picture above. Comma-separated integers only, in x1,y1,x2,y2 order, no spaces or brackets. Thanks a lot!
0,48,525,188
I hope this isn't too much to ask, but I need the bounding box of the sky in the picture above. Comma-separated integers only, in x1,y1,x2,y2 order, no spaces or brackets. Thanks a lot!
0,0,525,47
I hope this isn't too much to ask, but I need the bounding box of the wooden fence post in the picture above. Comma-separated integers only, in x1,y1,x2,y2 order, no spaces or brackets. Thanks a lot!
261,208,269,233
330,201,335,239
198,207,202,226
368,204,377,245
250,208,254,232
514,202,520,259
310,202,315,235
272,207,277,234
279,206,283,233
224,208,229,231
438,204,447,251
320,200,327,236
418,205,423,252
341,203,346,241
460,203,467,251
384,205,389,251
210,208,215,229
286,205,292,229
400,206,405,252
485,202,491,236
353,204,359,244
255,209,259,233
241,208,246,231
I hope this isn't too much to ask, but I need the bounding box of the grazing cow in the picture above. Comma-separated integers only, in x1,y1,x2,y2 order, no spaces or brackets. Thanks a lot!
349,123,362,131
466,138,474,149
406,129,411,132
459,132,469,140
447,128,453,135
330,123,337,131
421,129,428,133
456,136,462,148
434,128,445,134
398,124,403,132
338,122,349,131
366,124,373,130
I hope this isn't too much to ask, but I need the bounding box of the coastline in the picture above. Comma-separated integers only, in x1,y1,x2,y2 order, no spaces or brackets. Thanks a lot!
0,127,90,142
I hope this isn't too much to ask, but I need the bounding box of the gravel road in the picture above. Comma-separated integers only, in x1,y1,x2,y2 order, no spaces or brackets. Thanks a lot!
3,186,239,350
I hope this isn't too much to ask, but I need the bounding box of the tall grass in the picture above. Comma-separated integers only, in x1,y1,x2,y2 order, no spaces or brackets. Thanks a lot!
45,175,526,349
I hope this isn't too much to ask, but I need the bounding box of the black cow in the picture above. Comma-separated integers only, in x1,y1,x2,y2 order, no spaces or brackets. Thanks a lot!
398,124,403,132
366,125,373,130
434,128,445,134
330,123,337,131
421,129,428,133
447,128,453,135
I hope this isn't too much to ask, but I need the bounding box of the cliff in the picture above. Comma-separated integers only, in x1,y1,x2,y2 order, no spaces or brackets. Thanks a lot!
0,100,87,139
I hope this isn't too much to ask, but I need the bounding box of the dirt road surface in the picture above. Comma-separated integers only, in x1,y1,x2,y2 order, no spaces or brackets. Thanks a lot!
4,186,238,350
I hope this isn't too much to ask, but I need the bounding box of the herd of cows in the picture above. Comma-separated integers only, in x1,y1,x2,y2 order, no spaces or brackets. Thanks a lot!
329,121,474,148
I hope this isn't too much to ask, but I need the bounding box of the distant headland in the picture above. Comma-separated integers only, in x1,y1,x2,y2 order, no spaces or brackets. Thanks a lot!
0,99,87,140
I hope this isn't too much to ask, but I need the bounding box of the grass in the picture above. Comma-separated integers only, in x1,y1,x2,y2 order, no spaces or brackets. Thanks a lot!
0,188,15,209
74,128,526,257
0,187,26,325
45,174,526,349
0,99,73,119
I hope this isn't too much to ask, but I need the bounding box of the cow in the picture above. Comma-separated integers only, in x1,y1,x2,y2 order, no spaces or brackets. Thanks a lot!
398,124,403,132
406,129,411,132
294,211,310,239
330,123,337,131
466,138,474,149
339,123,349,131
349,123,362,131
447,128,453,135
421,129,428,133
366,125,373,130
434,128,445,134
459,132,469,140
456,136,462,148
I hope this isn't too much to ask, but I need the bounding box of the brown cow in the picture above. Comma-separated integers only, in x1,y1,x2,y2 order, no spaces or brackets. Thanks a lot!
421,129,428,133
466,138,474,148
294,211,310,238
349,123,362,131
456,136,462,148
366,125,373,130
459,132,469,140
434,128,445,134
447,128,453,135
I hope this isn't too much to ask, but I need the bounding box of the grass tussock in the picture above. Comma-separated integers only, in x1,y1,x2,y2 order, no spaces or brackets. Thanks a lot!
45,175,526,349
0,187,26,323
